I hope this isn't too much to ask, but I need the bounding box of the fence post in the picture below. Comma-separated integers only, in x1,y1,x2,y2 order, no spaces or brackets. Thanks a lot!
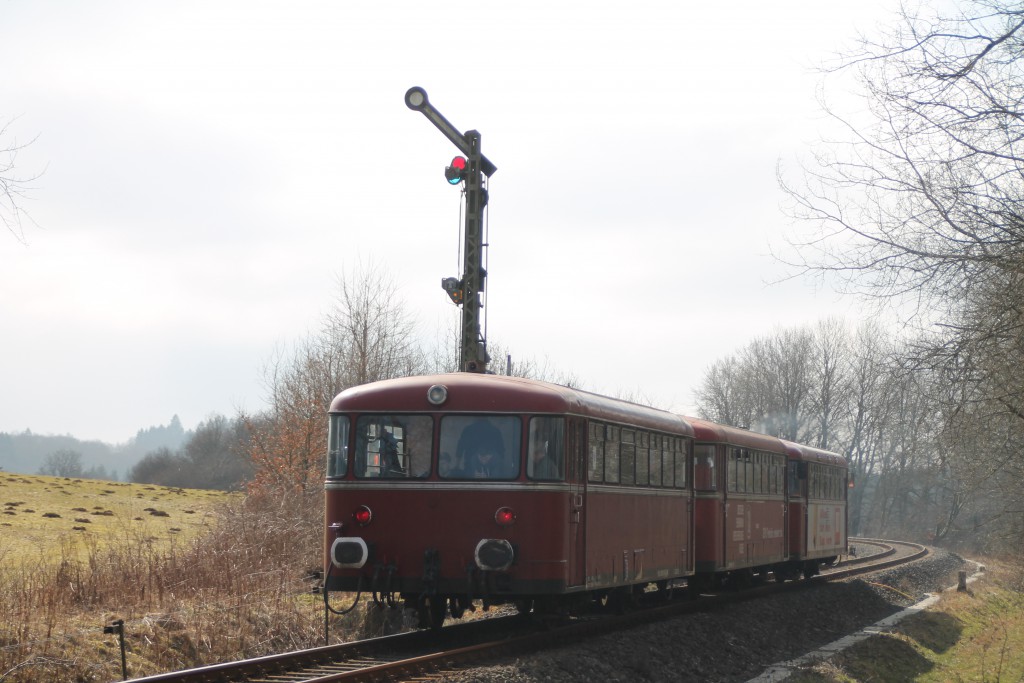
103,619,127,680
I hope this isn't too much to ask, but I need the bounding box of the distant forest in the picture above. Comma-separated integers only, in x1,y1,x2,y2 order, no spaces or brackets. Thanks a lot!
0,414,253,491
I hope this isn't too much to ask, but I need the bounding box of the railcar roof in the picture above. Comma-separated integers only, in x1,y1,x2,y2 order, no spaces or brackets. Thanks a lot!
782,440,847,468
685,416,789,453
330,374,693,436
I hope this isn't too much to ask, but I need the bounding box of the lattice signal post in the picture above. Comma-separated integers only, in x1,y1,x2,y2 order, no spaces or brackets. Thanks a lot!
404,87,497,373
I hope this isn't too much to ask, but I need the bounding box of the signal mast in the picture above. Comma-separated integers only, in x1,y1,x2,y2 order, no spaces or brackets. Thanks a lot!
404,87,497,373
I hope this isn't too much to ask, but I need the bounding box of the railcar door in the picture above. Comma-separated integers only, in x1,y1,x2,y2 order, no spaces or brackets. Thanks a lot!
567,418,587,587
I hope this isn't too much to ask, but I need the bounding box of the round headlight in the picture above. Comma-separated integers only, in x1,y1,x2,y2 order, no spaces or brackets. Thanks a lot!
427,384,448,406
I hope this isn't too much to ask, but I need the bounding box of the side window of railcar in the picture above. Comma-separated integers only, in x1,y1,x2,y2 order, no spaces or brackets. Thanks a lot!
744,450,754,493
620,429,636,485
727,448,737,492
787,461,800,496
675,438,688,489
439,416,522,480
635,431,649,486
327,414,350,478
588,422,604,482
528,417,565,481
354,415,432,479
649,434,662,487
662,440,675,488
604,425,620,483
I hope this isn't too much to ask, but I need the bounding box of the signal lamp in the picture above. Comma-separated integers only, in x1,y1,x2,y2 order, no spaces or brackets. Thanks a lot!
427,384,448,406
353,505,372,526
441,277,463,305
445,156,468,185
495,507,516,526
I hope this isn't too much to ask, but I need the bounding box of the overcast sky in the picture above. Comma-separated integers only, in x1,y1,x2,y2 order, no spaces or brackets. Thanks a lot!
1,1,898,444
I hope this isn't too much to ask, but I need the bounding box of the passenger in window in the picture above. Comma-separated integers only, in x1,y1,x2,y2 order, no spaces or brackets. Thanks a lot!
529,432,561,480
379,430,404,476
456,420,506,479
438,451,454,477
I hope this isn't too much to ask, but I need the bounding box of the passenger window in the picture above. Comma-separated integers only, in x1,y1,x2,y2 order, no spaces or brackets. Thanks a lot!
620,442,636,486
674,440,688,489
649,441,662,487
753,453,762,494
327,414,350,478
788,461,801,496
439,416,521,480
694,444,715,491
354,415,432,479
635,440,649,486
605,426,620,483
528,417,565,481
743,451,753,493
728,449,738,492
662,448,675,488
588,422,604,482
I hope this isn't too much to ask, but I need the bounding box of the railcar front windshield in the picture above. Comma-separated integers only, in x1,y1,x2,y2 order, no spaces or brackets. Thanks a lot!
439,415,521,480
354,415,432,479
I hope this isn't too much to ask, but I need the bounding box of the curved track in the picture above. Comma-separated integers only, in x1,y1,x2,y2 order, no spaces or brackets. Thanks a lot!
122,538,928,683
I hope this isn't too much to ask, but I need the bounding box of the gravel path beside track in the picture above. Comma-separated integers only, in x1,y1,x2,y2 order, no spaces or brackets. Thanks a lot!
434,547,967,683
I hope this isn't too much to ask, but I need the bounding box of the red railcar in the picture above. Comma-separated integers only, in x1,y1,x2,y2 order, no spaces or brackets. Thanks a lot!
781,441,849,578
323,373,695,627
688,418,849,585
689,418,789,585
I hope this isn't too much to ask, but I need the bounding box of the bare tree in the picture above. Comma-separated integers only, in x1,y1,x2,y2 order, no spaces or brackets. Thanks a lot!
782,3,1024,307
38,449,83,478
244,262,427,496
696,325,821,441
1,119,40,243
780,0,1024,553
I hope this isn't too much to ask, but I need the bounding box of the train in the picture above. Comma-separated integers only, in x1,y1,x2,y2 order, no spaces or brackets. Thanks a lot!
323,373,848,628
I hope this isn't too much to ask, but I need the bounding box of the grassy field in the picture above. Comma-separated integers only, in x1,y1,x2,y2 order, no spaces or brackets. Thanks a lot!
0,473,235,562
790,560,1024,682
0,474,375,683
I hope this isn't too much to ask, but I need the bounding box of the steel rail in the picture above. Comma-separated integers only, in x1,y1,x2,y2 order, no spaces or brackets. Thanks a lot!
121,538,929,683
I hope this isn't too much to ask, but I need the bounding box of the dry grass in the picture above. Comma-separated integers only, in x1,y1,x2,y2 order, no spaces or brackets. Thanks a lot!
0,478,376,683
787,559,1024,683
0,474,232,563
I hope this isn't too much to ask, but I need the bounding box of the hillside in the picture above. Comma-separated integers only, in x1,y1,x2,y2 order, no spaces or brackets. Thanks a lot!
0,416,188,478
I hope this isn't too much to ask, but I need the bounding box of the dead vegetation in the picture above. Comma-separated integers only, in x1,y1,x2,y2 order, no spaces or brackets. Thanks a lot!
0,483,371,683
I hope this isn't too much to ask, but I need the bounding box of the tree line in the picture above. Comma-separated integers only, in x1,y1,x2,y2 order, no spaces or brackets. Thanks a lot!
768,0,1024,556
694,318,1020,553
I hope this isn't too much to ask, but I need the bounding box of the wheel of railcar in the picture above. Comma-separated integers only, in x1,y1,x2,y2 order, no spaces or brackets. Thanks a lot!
606,587,632,614
514,598,534,615
774,565,799,582
449,596,467,619
417,596,447,629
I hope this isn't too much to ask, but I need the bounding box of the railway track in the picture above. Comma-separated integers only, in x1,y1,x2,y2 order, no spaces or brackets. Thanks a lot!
122,538,927,683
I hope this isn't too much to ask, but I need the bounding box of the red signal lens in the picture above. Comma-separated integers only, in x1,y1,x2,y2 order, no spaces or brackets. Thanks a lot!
495,507,516,526
353,505,372,526
445,156,468,185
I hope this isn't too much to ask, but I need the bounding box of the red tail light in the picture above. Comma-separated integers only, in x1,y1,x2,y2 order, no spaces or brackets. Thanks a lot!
353,505,372,526
495,507,516,526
